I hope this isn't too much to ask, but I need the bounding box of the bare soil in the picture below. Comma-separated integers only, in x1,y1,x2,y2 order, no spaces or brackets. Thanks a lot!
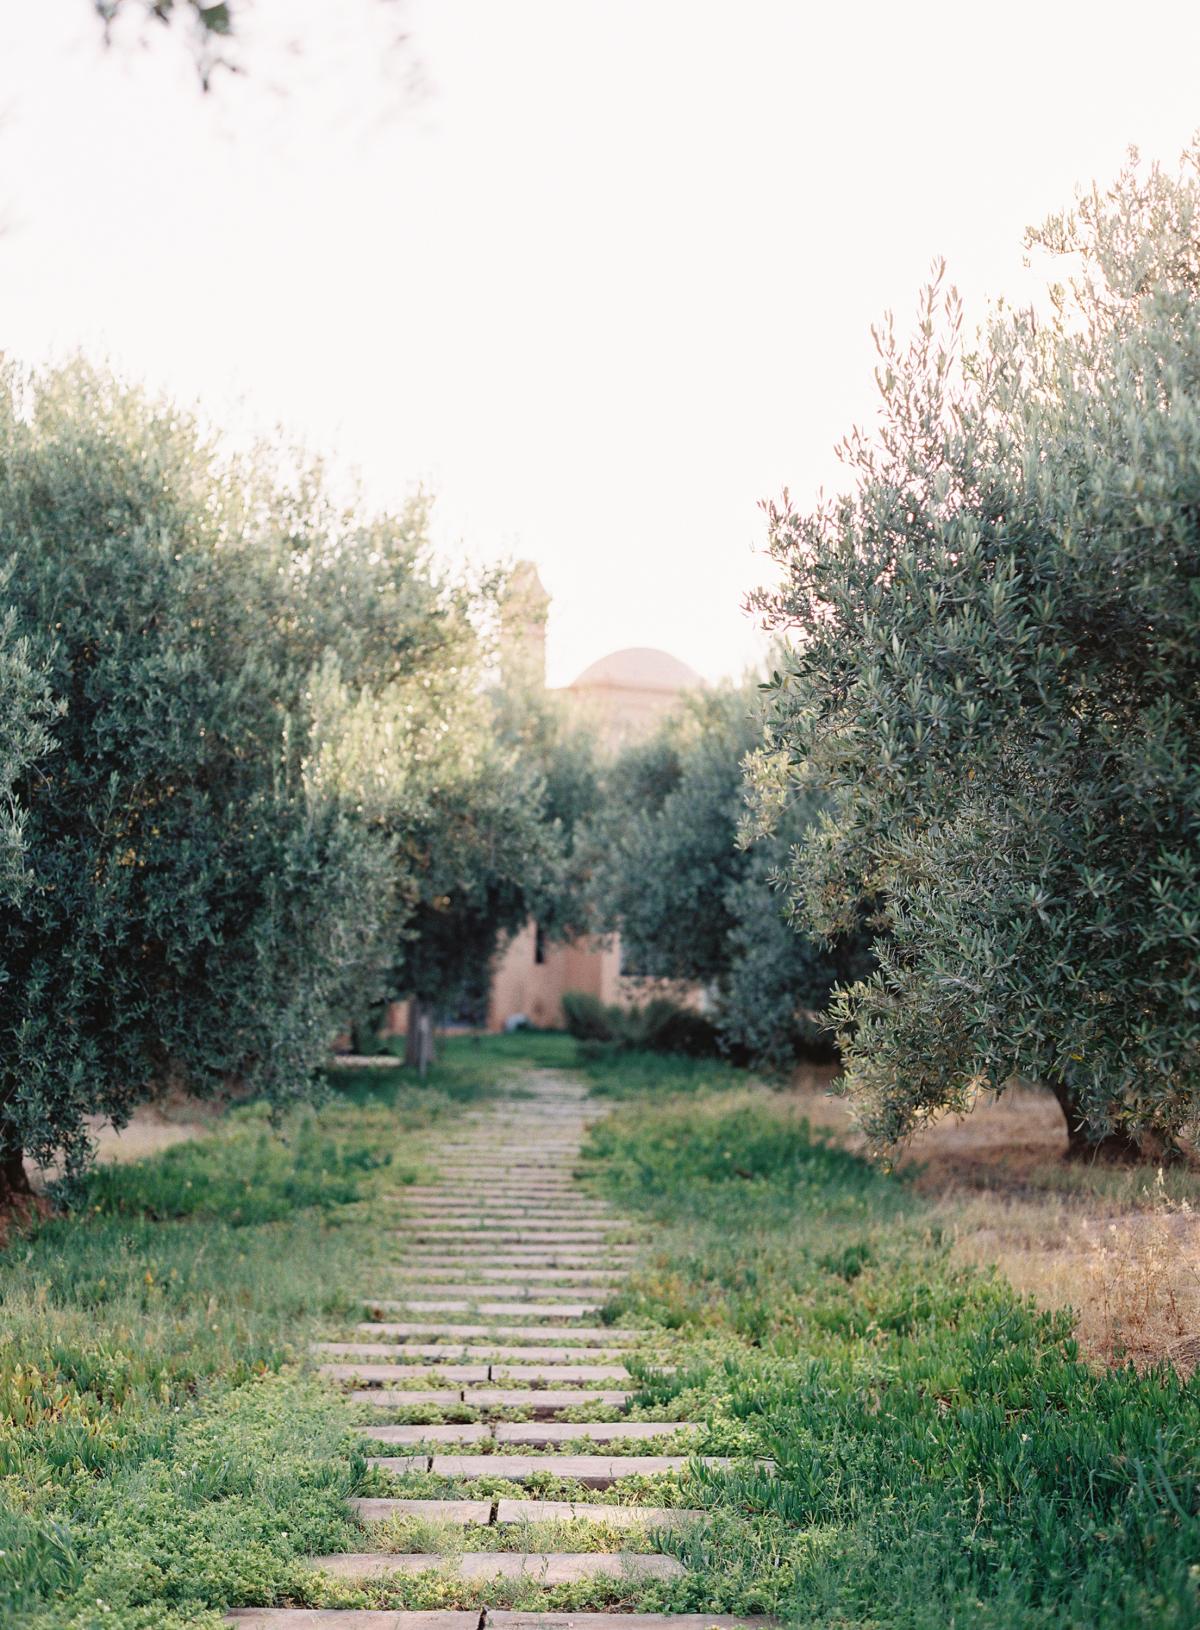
24,1094,217,1193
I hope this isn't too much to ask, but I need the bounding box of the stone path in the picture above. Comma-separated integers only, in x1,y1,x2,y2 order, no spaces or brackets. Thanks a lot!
226,1073,770,1630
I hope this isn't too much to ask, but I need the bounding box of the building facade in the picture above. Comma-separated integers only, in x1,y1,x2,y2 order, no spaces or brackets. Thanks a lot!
486,565,702,1031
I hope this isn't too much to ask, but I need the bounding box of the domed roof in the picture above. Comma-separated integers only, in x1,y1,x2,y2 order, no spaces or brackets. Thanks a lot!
569,646,703,694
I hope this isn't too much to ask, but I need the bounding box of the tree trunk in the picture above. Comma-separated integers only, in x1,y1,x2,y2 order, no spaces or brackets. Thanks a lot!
405,999,436,1078
1048,1077,1145,1163
0,1115,34,1210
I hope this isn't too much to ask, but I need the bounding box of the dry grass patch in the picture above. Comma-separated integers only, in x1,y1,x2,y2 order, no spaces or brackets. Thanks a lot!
784,1072,1200,1371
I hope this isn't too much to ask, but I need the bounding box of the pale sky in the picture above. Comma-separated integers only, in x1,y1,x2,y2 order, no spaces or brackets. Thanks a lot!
0,1,1198,686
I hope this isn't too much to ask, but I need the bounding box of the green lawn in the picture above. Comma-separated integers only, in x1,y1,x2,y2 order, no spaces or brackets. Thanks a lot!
580,1076,1200,1629
0,1040,522,1630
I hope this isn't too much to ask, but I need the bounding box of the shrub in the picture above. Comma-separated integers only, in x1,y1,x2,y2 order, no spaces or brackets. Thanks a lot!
562,991,720,1057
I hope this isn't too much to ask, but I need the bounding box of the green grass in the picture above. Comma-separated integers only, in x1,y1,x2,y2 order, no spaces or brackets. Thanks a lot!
577,1045,748,1099
580,1077,1200,1629
0,1037,520,1630
13,1033,1197,1628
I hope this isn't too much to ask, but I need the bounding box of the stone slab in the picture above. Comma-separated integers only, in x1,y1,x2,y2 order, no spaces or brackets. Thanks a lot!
448,1388,634,1414
395,1258,634,1273
385,1285,616,1301
485,1617,776,1629
322,1344,627,1365
227,1613,479,1629
350,1498,491,1524
487,1365,630,1384
319,1364,489,1385
398,1303,602,1318
308,1552,683,1582
402,1232,629,1245
348,1389,464,1409
425,1454,718,1486
359,1423,492,1445
400,1221,616,1234
400,1214,614,1226
495,1422,693,1446
356,1324,640,1344
396,1201,613,1215
493,1501,704,1528
403,1244,637,1256
392,1269,624,1283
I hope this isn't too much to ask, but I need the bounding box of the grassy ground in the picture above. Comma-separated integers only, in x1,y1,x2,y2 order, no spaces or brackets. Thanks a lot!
7,1033,1200,1628
578,1068,1200,1629
0,1039,526,1630
764,1071,1200,1372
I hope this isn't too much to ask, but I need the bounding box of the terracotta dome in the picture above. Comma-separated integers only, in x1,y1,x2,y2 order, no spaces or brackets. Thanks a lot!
569,646,702,694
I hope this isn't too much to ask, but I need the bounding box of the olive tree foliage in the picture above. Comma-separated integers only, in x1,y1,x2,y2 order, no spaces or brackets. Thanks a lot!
589,684,865,1067
0,609,56,905
0,361,463,1196
385,684,598,1064
316,636,594,1066
393,712,556,1018
751,147,1200,1154
93,0,411,90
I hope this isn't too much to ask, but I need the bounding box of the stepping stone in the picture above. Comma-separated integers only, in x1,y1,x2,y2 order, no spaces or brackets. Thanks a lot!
319,1364,489,1386
401,1236,627,1251
395,1302,604,1318
392,1268,625,1283
396,1257,634,1272
399,1217,615,1230
227,1613,480,1628
401,1389,635,1414
495,1421,693,1446
487,1617,775,1629
380,1285,615,1303
350,1498,491,1523
357,1423,492,1445
320,1344,628,1365
399,1220,618,1234
349,1389,465,1409
349,1499,704,1529
399,1200,591,1210
402,1232,629,1245
308,1552,684,1582
486,1364,630,1383
493,1500,705,1527
396,1232,639,1245
419,1454,725,1486
355,1324,640,1344
395,1200,613,1214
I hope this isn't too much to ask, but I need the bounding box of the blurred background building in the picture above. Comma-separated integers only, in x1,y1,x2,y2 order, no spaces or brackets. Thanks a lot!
487,563,702,1030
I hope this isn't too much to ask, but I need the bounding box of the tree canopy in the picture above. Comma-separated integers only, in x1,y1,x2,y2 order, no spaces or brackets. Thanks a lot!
0,360,474,1195
753,146,1200,1153
588,682,867,1067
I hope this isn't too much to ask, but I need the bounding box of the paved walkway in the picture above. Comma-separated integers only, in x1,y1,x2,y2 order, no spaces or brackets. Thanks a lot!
227,1073,768,1630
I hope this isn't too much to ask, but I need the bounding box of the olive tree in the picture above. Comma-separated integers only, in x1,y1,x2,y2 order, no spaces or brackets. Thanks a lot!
753,147,1200,1155
589,683,864,1065
0,361,460,1197
382,679,598,1070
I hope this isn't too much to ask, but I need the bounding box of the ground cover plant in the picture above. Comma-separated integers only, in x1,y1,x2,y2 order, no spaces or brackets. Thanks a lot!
0,1040,518,1630
581,1061,1200,1629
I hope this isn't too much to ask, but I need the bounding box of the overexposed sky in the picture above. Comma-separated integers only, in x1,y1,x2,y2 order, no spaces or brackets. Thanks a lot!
0,1,1198,685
